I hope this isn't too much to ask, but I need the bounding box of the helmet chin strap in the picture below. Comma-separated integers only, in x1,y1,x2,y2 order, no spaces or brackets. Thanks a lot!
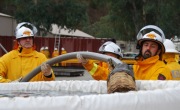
17,41,24,53
19,46,23,53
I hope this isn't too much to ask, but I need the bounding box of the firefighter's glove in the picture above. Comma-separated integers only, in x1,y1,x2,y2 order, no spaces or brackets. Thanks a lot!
107,63,134,82
77,53,88,64
41,63,52,76
107,58,115,72
10,77,22,83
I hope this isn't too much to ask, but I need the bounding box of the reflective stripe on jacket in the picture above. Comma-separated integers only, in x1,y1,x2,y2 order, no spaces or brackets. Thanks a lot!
133,55,172,80
0,48,55,83
83,60,109,80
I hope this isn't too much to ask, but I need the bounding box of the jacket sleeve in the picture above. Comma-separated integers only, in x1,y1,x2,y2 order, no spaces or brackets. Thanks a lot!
0,55,12,83
150,67,172,80
82,60,110,80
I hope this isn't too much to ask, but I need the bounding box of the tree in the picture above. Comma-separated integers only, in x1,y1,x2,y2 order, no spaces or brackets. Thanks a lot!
1,0,179,39
4,0,88,35
83,15,118,39
156,0,180,38
108,0,180,40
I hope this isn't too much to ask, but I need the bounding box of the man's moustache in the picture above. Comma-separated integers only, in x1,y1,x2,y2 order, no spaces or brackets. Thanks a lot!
145,50,151,54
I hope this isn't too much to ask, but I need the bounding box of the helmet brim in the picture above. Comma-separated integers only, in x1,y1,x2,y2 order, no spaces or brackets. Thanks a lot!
165,49,180,54
16,36,34,39
138,38,165,54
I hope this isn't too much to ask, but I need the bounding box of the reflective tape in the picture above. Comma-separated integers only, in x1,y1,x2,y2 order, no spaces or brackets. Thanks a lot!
89,63,98,75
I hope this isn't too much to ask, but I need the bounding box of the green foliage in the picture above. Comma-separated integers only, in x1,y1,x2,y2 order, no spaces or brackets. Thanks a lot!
1,0,179,40
8,0,88,35
108,0,180,40
82,15,118,39
157,0,180,38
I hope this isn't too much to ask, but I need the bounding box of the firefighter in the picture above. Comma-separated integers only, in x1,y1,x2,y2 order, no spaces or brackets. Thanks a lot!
77,41,136,93
52,47,59,66
61,47,67,66
163,39,180,80
44,46,50,59
61,47,67,55
40,46,45,54
77,41,124,80
133,25,172,80
0,22,55,83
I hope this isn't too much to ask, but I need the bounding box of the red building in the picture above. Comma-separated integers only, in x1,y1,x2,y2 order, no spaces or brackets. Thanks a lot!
0,36,114,57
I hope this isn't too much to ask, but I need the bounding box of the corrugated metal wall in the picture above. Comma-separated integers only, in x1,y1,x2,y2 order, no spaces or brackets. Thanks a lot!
0,36,113,57
0,36,14,55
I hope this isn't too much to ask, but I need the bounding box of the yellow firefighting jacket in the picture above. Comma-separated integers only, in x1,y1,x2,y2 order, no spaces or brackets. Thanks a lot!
133,55,172,80
82,60,109,80
0,47,55,83
52,50,59,66
52,50,59,57
175,54,179,62
44,49,50,59
163,53,180,80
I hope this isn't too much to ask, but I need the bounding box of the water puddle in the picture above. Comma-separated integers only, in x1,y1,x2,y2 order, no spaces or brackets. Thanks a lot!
0,90,102,98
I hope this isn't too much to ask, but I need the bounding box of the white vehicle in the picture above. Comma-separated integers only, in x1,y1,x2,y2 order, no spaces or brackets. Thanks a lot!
171,35,180,52
123,52,138,58
174,42,180,52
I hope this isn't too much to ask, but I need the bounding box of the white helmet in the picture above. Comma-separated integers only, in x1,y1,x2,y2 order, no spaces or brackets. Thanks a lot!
61,47,65,50
164,39,180,54
54,48,58,51
99,41,115,51
99,41,123,57
136,25,165,53
45,47,49,50
15,22,38,35
16,26,34,39
40,47,44,51
136,25,165,42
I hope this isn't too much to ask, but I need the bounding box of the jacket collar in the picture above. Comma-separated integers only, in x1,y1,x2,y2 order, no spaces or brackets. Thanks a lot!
17,47,35,57
136,55,160,65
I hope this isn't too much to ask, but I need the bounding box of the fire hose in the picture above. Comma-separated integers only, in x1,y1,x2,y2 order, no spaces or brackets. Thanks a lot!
0,43,8,53
20,51,122,82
